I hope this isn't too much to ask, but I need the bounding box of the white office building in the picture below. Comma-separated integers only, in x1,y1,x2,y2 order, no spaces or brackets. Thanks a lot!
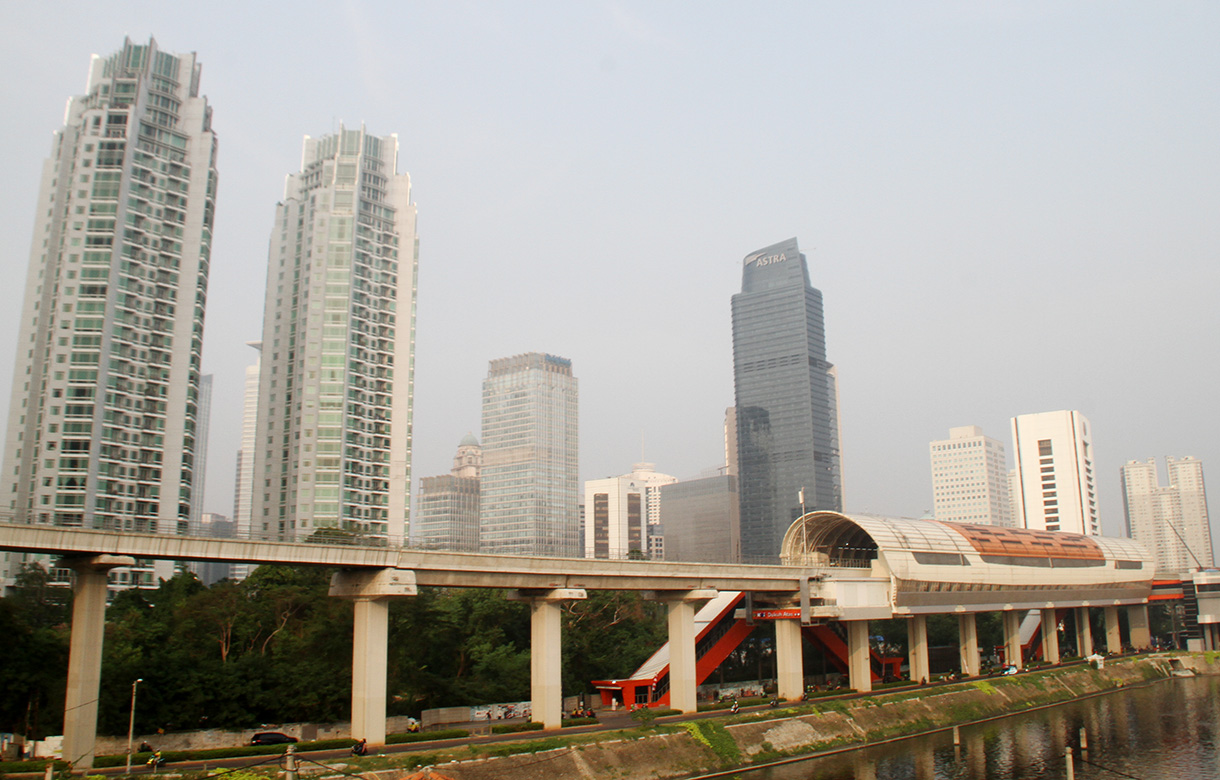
1,38,218,589
929,426,1013,526
252,126,418,543
1121,456,1213,575
1010,410,1099,535
414,434,482,553
584,463,677,560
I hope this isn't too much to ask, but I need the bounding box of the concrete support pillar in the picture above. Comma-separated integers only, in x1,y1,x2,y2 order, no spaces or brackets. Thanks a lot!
958,613,979,676
1041,608,1060,665
352,598,389,744
845,620,872,693
511,588,586,729
647,590,716,714
1127,605,1151,650
330,568,417,745
62,555,133,771
1076,608,1093,657
1104,606,1122,654
531,599,564,727
775,619,804,702
1003,611,1023,669
907,615,930,684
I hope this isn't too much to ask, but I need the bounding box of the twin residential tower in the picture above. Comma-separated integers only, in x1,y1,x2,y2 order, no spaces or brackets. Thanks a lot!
1,40,420,589
251,127,418,543
1,39,218,587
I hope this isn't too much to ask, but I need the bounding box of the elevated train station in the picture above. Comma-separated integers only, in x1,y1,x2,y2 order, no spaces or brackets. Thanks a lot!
596,510,1173,708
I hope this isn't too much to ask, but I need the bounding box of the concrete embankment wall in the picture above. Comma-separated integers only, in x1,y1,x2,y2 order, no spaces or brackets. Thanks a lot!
385,655,1182,780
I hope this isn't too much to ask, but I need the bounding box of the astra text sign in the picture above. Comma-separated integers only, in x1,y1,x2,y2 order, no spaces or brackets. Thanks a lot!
752,252,787,267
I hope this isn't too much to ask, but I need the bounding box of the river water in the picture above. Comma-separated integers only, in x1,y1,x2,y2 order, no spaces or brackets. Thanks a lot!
739,675,1220,780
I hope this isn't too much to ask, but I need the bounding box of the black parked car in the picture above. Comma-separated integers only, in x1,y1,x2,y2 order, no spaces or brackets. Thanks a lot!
249,732,298,745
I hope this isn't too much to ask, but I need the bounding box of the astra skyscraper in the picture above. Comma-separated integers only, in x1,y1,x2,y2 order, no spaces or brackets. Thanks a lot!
480,353,579,557
1,38,218,588
252,125,418,543
731,238,842,562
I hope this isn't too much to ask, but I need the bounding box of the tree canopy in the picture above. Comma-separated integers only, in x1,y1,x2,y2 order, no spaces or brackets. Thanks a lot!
0,564,666,737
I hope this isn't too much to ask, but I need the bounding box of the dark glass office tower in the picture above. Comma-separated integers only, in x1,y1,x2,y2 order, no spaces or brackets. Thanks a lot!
731,238,842,562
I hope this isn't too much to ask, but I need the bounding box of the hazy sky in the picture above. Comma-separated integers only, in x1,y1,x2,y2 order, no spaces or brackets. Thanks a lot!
2,2,1217,542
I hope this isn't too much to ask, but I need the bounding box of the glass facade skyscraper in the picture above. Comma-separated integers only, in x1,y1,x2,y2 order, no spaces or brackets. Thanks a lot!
1,38,218,589
480,353,579,557
252,126,418,543
731,238,842,562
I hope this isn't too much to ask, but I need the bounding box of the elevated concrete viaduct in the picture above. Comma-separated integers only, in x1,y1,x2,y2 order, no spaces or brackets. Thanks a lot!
0,511,1165,771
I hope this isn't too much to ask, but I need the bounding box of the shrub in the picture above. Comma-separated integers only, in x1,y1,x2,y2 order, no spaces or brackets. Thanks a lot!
490,722,544,735
386,728,469,744
629,708,658,730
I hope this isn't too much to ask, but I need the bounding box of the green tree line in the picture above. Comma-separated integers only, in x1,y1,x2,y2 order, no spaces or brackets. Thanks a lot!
0,563,667,739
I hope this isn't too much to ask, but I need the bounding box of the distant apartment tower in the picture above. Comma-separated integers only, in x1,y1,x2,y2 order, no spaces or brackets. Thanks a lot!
191,512,234,586
584,463,676,560
1121,457,1213,574
189,374,213,533
228,343,261,580
929,426,1013,526
480,353,579,556
731,238,842,562
0,38,218,589
252,126,418,543
660,473,741,564
1011,410,1099,534
415,434,482,552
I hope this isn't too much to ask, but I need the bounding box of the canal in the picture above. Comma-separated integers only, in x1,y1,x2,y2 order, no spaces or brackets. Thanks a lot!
737,675,1220,779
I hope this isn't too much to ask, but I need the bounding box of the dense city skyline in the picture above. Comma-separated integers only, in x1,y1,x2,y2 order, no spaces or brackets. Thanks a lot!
1,4,1217,542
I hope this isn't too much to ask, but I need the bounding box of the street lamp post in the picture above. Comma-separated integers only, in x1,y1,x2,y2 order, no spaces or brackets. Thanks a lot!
125,678,143,773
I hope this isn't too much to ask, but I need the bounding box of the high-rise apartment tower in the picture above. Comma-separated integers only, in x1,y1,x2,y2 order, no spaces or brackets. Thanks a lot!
930,426,1013,526
480,353,579,556
1,38,218,589
731,238,842,562
1121,457,1213,575
1011,410,1099,535
252,126,418,542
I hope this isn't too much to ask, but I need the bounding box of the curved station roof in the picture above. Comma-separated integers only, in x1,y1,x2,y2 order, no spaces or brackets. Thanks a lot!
781,511,1156,614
